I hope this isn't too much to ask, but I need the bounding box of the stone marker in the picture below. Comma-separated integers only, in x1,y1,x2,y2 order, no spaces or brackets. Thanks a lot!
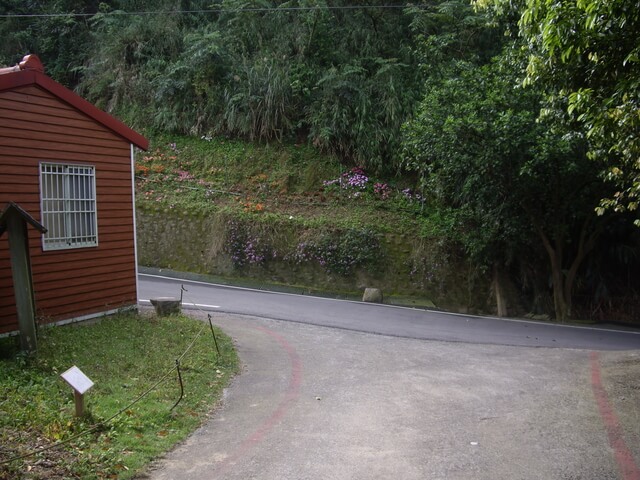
150,297,181,316
362,288,383,303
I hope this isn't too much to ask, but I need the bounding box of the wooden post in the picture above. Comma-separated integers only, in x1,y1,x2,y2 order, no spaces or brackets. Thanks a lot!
74,390,85,417
6,211,37,352
1,202,47,353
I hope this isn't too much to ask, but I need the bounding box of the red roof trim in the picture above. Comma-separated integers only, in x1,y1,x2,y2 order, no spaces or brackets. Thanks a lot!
0,68,149,151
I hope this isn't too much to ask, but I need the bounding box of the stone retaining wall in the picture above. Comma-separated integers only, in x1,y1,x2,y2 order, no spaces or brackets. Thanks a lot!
136,208,491,312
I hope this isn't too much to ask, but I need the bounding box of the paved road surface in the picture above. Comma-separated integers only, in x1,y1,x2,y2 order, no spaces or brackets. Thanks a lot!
138,273,640,350
139,273,640,479
144,312,640,480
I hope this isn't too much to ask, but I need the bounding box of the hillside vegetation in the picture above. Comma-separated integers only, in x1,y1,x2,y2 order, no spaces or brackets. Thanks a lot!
136,135,425,229
2,0,639,322
134,136,444,299
135,135,640,324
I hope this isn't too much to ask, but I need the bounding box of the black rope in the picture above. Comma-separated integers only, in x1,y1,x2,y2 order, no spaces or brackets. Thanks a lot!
1,362,177,465
1,5,430,19
1,289,212,465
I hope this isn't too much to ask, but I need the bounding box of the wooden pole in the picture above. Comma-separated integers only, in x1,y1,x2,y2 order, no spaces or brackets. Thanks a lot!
61,366,93,418
6,212,37,352
74,390,85,417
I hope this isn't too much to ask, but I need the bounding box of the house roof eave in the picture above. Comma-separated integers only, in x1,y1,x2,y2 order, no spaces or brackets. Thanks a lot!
0,56,149,151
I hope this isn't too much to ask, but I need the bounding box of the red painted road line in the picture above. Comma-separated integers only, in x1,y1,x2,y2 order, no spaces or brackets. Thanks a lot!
215,325,302,475
590,351,640,480
238,326,303,446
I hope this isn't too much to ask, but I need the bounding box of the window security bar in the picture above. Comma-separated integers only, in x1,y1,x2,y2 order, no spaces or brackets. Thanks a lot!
40,163,98,250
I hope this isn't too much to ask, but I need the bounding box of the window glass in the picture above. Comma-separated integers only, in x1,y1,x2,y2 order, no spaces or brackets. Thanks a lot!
40,163,98,250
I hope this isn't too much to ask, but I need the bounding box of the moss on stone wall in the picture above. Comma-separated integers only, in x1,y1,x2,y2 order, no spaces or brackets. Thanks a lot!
136,208,491,312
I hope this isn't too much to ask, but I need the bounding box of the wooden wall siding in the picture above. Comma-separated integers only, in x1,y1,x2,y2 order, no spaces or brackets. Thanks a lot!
0,85,137,334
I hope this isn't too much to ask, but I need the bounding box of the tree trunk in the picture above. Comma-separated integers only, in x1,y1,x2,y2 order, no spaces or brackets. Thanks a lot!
562,216,601,321
549,249,569,322
492,264,508,317
535,216,602,322
535,224,569,322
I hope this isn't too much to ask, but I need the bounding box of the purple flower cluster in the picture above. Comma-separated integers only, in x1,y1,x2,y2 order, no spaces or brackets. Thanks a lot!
292,242,310,261
243,239,265,264
344,167,368,189
402,188,424,203
323,167,369,191
291,241,336,270
289,228,380,276
227,221,273,268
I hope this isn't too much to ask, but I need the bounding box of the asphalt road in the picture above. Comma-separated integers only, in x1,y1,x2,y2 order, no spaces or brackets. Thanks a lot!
139,273,640,480
145,312,640,480
138,273,640,351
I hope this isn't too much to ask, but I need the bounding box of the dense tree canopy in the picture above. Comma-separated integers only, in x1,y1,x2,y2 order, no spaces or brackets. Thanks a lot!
402,54,615,320
474,0,640,222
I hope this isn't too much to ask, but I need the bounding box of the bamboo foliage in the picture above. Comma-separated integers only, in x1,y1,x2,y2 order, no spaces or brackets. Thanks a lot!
308,58,414,171
1,1,486,172
221,58,294,141
79,8,183,119
70,1,424,171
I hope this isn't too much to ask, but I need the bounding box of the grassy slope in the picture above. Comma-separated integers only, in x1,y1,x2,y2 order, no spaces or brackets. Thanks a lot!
135,135,427,234
0,312,239,479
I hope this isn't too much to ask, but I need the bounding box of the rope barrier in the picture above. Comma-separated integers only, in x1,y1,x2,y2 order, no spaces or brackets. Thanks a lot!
1,361,178,465
1,287,220,466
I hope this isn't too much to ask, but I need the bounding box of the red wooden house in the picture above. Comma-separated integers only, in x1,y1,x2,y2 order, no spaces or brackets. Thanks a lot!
0,54,148,336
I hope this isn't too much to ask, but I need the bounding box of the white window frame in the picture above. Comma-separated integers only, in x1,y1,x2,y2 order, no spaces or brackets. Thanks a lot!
39,162,98,250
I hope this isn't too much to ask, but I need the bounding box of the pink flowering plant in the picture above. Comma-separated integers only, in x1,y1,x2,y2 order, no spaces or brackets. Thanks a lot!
289,228,381,276
374,182,392,200
321,167,420,206
225,221,275,268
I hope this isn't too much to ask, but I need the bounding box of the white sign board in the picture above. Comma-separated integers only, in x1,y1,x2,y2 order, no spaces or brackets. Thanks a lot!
61,366,94,395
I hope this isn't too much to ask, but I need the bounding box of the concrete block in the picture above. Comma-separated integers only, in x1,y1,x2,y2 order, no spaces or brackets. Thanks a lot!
150,297,181,316
362,288,383,304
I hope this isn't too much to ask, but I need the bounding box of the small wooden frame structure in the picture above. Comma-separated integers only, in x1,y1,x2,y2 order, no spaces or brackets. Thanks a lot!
0,202,46,351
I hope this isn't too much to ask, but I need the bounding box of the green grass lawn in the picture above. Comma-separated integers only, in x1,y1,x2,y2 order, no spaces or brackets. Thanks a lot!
0,311,239,479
